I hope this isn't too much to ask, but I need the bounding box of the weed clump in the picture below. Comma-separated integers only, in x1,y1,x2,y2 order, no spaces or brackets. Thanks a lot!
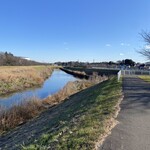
0,98,44,133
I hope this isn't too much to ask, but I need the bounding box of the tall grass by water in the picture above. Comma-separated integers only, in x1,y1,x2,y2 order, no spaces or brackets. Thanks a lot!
0,66,54,95
0,98,44,133
0,74,107,134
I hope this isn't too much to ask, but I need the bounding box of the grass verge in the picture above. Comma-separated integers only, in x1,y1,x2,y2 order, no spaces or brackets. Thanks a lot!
139,75,150,82
22,77,122,150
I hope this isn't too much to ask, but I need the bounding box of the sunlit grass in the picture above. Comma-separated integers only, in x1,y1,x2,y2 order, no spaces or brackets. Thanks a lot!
139,75,150,82
23,77,122,150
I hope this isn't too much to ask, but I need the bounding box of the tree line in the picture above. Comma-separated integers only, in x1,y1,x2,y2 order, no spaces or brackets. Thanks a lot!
0,52,47,66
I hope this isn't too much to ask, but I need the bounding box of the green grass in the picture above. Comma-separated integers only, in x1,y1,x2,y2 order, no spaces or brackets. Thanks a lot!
139,75,150,82
22,77,122,150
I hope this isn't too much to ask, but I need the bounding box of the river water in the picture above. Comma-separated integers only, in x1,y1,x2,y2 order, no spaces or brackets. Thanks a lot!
0,69,77,108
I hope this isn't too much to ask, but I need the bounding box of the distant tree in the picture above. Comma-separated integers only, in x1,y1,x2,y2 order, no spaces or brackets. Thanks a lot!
119,59,135,66
0,51,46,66
116,60,122,64
108,61,115,65
138,31,150,60
124,59,135,66
119,60,125,66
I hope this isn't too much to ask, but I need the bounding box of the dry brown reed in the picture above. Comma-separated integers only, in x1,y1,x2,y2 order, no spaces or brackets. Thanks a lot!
42,73,108,107
0,98,45,133
0,66,53,95
0,72,108,134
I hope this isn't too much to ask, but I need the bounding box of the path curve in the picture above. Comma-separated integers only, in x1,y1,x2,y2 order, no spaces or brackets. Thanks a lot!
100,76,150,150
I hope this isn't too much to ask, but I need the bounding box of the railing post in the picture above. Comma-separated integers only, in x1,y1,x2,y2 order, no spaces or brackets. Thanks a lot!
118,70,121,82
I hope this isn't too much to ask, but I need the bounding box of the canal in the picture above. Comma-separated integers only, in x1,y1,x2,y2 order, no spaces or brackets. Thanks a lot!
0,69,77,108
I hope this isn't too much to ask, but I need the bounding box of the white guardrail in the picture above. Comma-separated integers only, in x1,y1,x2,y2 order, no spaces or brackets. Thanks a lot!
117,70,122,82
121,70,150,76
118,69,150,82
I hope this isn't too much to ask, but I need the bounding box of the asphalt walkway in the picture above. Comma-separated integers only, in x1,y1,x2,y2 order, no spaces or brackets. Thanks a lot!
100,76,150,150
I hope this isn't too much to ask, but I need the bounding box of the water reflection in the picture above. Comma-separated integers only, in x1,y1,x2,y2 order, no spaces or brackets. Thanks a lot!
0,70,77,108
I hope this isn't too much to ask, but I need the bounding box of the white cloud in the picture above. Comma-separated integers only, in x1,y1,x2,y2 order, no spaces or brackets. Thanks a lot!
120,43,125,46
120,53,124,56
145,45,150,49
120,43,130,46
106,44,111,47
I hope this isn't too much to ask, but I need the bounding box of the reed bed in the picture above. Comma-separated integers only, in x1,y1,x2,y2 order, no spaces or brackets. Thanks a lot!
0,66,53,95
0,98,44,133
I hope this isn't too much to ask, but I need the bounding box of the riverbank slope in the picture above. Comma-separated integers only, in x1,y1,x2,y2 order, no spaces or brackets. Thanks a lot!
0,77,122,150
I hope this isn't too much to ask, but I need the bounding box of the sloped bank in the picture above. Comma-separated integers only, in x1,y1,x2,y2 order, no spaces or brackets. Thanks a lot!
0,71,107,134
22,77,122,150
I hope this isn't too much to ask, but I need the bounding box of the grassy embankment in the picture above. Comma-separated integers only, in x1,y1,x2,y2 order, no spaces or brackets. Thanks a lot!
0,66,54,95
0,67,107,134
139,75,150,82
22,77,122,150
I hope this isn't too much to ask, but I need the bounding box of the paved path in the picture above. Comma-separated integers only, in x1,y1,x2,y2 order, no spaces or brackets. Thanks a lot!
100,76,150,150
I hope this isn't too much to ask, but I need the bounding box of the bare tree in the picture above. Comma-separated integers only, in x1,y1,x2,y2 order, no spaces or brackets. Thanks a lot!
138,31,150,60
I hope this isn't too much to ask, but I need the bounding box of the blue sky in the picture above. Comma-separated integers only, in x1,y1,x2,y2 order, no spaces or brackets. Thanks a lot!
0,0,150,63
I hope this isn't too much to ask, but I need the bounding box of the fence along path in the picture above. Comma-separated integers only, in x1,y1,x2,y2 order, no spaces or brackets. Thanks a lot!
117,69,150,81
121,69,150,76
